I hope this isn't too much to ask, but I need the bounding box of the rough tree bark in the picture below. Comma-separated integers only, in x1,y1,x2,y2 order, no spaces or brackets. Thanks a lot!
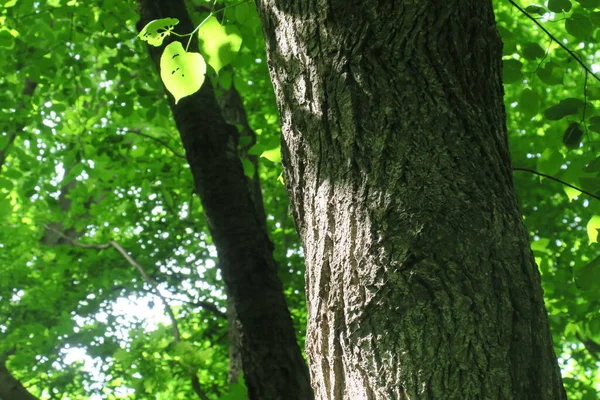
255,1,566,399
137,1,313,399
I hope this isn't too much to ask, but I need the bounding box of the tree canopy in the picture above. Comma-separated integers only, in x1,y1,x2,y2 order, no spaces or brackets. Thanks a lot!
0,0,599,398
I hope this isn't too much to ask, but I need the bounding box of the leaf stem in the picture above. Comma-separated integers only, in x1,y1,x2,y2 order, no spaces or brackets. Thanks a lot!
185,14,212,52
184,0,249,52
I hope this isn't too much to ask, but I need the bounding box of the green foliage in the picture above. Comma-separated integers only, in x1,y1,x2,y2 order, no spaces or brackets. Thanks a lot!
138,18,180,46
197,16,243,74
0,0,599,398
160,41,207,104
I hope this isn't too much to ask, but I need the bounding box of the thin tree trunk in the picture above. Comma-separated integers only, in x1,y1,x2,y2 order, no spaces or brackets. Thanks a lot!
255,1,566,399
218,84,262,384
137,1,313,398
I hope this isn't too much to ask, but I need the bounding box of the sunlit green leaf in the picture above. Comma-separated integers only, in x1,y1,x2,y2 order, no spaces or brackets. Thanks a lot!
160,41,206,104
261,147,281,163
138,18,179,47
197,17,243,74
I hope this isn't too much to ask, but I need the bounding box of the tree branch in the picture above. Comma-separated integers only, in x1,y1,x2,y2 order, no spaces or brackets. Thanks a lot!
42,224,215,399
42,225,180,341
127,128,186,159
576,333,600,362
508,0,600,84
513,167,600,202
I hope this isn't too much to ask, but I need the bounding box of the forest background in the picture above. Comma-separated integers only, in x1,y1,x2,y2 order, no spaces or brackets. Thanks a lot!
0,0,599,398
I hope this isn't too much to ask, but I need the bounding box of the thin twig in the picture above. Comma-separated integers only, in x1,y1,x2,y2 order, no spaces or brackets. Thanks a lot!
576,333,600,362
43,225,180,342
513,167,600,201
508,0,600,84
107,240,181,342
47,223,214,398
127,128,186,159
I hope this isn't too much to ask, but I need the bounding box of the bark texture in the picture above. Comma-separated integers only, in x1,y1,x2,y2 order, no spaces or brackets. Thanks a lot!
218,85,263,384
255,1,566,399
137,1,313,399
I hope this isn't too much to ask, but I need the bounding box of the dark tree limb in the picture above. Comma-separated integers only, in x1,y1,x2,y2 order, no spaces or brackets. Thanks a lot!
136,1,313,398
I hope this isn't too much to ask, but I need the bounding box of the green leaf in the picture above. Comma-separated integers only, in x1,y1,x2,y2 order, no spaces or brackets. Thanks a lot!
160,41,207,104
563,122,583,149
522,43,545,60
0,177,13,191
498,27,517,55
575,0,600,9
247,143,265,156
0,198,11,218
565,14,594,39
544,98,584,120
241,158,255,178
261,147,282,163
220,380,249,400
63,163,85,185
518,88,539,119
219,68,233,90
531,238,550,252
502,59,523,84
548,0,572,12
583,156,600,172
591,11,600,27
235,2,251,23
525,5,548,15
537,148,563,177
0,29,15,49
589,124,600,134
131,145,146,158
138,18,179,47
578,177,600,197
575,254,600,291
197,17,243,74
537,62,564,85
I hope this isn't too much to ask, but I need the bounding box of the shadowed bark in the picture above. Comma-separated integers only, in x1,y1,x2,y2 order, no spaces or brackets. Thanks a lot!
137,1,313,399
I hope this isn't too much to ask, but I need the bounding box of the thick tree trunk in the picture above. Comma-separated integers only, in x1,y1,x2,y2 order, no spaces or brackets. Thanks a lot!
137,1,313,399
255,1,566,399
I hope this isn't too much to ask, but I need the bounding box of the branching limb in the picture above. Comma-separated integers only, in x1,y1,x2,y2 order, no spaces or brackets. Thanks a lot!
43,225,180,342
513,167,600,202
509,0,600,84
127,128,186,159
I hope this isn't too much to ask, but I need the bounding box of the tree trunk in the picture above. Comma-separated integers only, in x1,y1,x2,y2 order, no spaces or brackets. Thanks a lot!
137,1,313,399
255,1,566,399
